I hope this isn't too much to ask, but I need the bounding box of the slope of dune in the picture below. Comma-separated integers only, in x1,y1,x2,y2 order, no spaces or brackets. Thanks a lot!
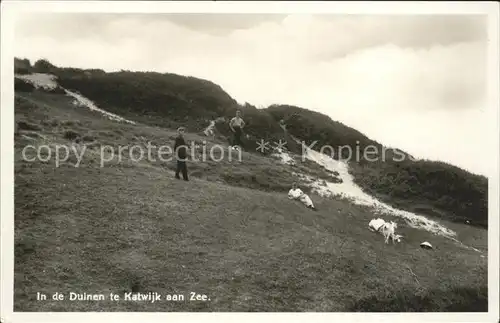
16,58,487,231
13,81,488,311
14,71,483,247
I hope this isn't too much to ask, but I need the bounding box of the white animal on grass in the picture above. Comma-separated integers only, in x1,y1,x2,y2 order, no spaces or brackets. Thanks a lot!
369,218,386,232
369,218,402,244
381,221,400,244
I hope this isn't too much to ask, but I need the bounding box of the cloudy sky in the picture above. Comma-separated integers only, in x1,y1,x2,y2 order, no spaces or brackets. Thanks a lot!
14,13,490,176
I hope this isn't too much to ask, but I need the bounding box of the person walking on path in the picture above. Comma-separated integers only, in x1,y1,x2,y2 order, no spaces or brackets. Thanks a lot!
173,127,189,181
229,110,246,148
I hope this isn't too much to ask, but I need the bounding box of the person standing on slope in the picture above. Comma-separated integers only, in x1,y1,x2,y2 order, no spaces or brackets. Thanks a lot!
229,110,246,149
173,127,189,181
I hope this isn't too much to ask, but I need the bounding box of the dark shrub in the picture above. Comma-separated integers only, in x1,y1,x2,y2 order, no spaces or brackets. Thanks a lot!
15,78,35,92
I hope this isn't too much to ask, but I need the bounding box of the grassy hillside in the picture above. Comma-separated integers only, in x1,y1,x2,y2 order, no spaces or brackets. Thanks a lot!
266,104,385,157
14,87,488,312
57,70,238,130
15,57,489,229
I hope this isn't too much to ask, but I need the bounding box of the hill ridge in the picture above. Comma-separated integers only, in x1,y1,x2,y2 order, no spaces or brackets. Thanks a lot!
14,57,488,228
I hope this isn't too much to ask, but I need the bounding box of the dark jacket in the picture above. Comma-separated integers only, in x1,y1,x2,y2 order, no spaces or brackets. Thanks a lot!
174,135,188,160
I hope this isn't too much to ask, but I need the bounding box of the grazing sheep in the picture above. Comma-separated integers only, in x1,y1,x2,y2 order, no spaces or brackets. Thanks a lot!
369,218,401,244
381,221,398,244
369,218,386,232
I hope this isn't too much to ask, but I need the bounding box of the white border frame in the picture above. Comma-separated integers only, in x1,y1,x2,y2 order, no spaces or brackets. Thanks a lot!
1,1,499,323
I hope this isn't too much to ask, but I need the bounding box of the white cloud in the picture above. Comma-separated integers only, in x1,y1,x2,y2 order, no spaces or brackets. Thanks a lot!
14,13,489,175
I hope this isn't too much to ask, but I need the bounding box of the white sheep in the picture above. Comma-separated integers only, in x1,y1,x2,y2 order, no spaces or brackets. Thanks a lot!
369,218,402,244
